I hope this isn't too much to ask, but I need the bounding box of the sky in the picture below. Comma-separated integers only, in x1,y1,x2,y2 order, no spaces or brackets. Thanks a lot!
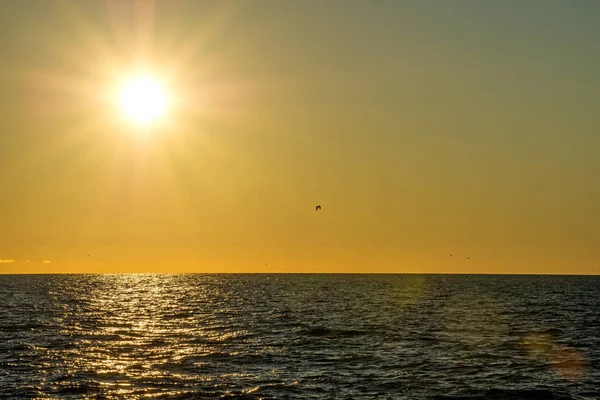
1,0,599,274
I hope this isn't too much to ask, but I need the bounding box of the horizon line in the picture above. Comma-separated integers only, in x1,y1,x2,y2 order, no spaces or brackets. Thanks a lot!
1,272,598,276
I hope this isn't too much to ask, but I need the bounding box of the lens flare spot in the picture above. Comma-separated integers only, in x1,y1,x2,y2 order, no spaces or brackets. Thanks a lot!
389,275,427,309
521,332,588,381
552,346,588,381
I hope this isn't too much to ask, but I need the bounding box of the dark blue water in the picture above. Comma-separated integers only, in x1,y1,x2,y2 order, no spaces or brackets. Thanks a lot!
0,274,599,399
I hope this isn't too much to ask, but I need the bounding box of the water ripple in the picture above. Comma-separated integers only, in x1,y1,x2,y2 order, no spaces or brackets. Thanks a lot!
0,274,599,399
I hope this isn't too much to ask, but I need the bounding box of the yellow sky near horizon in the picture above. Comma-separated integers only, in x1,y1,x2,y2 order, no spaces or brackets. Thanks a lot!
1,1,599,274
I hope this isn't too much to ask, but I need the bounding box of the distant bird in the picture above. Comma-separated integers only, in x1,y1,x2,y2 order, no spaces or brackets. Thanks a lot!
450,254,453,257
467,257,470,260
315,205,321,211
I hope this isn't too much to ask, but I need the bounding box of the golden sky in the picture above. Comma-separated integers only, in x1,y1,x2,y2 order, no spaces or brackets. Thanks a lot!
1,1,599,274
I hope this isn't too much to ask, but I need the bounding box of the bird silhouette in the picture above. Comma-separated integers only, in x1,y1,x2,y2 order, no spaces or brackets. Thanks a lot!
315,205,321,211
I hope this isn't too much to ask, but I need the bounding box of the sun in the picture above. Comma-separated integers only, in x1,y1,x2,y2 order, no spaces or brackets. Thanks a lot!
118,75,168,126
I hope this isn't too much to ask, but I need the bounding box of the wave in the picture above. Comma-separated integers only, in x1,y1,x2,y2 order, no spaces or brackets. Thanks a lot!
1,274,597,399
299,325,368,338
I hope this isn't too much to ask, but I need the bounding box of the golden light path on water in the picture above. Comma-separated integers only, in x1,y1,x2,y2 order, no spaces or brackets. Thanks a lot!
50,274,272,397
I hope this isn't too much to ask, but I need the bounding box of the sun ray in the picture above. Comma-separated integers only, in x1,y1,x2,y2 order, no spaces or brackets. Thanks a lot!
166,0,240,78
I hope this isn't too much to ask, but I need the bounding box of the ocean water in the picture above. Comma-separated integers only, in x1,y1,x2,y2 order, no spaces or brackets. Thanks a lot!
0,274,599,399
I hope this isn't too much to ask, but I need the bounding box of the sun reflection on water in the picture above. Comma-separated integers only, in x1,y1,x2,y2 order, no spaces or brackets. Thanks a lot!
46,274,258,396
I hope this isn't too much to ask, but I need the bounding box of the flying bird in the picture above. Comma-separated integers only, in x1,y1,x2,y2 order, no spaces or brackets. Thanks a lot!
315,205,321,211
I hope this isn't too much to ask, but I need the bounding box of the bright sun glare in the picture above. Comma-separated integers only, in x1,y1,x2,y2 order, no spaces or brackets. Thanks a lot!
119,76,168,126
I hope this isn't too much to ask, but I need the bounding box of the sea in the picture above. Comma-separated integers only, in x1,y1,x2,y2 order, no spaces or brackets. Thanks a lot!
0,274,598,399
